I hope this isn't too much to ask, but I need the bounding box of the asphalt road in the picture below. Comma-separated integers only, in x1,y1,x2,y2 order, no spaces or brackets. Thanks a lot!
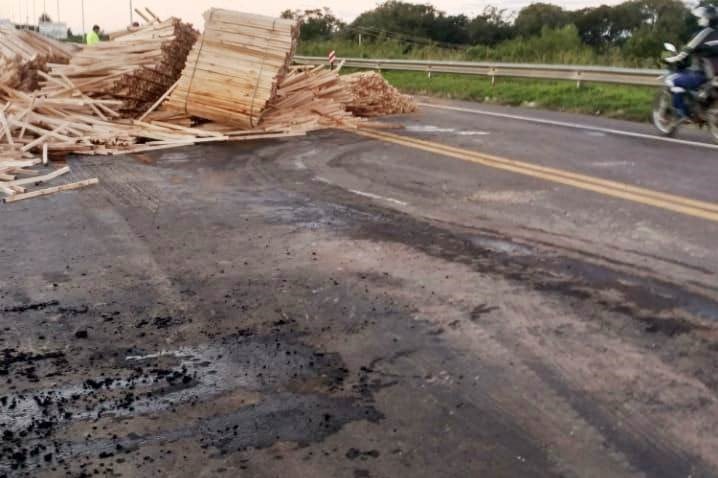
2,99,718,478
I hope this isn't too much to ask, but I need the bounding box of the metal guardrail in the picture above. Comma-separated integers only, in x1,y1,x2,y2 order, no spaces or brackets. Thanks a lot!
294,56,664,87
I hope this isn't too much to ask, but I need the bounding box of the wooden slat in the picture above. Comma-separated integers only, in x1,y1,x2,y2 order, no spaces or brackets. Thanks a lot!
4,178,99,203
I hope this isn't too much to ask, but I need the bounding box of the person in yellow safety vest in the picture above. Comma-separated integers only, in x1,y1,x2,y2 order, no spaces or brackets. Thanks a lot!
86,25,101,45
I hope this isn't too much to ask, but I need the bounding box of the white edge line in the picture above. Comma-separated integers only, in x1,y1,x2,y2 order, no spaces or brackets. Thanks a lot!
419,102,718,151
349,189,408,206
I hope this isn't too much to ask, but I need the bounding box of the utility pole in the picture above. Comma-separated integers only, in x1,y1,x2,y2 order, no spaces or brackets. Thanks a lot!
81,0,85,35
130,0,134,25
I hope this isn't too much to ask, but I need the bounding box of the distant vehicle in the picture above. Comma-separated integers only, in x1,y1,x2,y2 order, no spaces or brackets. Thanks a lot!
653,42,718,143
39,22,68,40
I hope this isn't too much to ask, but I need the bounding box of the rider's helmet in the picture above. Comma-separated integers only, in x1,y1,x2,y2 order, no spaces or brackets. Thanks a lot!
693,5,718,28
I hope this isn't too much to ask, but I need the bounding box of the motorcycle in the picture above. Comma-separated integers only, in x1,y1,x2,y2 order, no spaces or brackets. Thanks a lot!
652,42,718,143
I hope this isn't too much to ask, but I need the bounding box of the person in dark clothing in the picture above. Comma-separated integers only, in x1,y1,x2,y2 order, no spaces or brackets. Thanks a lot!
665,5,718,118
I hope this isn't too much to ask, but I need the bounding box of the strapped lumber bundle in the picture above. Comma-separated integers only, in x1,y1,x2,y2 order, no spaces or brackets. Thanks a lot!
165,9,299,128
339,71,417,117
0,26,75,93
42,18,198,116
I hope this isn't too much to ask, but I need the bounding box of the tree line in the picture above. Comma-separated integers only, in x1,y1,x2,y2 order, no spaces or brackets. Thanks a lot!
282,0,718,65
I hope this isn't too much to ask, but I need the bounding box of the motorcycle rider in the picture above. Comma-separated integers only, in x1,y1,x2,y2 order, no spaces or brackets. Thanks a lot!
665,5,718,120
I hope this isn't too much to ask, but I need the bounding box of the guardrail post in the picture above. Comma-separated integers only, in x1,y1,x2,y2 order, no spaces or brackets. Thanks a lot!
427,66,432,79
490,67,496,87
576,71,583,89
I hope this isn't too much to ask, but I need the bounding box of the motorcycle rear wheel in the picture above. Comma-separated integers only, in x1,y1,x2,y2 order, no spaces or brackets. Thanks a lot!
708,106,718,144
652,90,679,136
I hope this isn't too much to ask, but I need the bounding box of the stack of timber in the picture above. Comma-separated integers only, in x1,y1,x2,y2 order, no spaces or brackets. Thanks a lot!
0,144,98,203
42,18,198,116
339,71,417,117
165,9,299,128
0,26,74,93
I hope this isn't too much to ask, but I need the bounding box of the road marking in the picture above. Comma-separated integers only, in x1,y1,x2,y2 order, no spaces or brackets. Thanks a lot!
349,189,408,206
418,102,718,150
351,128,718,223
406,124,491,136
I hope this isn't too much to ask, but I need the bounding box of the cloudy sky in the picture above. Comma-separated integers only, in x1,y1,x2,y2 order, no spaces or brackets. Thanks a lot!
1,0,625,34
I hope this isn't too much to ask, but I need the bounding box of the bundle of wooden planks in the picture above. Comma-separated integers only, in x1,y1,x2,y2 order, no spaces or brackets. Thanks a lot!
0,144,98,203
165,9,299,128
0,26,75,93
42,18,198,116
339,71,417,117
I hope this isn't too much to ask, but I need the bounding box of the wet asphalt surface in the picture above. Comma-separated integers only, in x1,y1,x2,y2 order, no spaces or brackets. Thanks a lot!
2,100,718,477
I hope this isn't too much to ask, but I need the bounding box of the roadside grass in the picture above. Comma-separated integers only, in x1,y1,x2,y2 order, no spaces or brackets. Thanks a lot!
381,71,656,122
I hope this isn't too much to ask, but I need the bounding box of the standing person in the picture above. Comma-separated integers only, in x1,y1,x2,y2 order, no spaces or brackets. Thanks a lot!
86,25,101,45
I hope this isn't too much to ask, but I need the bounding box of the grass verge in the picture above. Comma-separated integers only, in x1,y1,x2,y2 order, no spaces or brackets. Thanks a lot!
381,71,657,122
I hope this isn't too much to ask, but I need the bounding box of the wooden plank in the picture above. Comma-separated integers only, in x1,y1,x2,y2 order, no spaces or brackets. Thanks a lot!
0,112,14,145
137,79,180,121
6,166,70,187
4,178,99,203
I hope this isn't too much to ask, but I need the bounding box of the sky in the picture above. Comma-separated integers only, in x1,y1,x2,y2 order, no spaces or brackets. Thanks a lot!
0,0,627,34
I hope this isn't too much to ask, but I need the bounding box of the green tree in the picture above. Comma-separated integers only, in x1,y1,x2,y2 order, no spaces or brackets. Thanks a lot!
468,6,512,46
514,3,569,38
281,8,345,42
349,1,444,44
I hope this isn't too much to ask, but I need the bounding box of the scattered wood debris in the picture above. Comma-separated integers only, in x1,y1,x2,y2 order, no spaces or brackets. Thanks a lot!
0,83,306,157
0,144,98,203
166,9,299,127
340,71,417,117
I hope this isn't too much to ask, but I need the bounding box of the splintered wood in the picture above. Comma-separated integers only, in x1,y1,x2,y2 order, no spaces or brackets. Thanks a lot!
0,144,98,203
43,19,198,116
165,9,299,127
0,26,75,95
340,71,417,117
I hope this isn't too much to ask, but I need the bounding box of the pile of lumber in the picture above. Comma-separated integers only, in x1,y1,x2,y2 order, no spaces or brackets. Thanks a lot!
260,63,383,132
340,71,417,117
0,8,416,204
0,144,98,203
42,18,197,116
0,26,74,93
165,9,299,127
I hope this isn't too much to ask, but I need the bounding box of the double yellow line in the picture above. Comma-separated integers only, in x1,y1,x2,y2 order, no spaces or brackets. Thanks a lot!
352,128,718,223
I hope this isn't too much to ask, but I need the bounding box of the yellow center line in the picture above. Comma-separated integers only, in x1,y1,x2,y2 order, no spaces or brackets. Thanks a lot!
350,128,718,223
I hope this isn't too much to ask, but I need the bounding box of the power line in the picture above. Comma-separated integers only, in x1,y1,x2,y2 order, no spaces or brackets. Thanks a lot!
342,25,471,50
